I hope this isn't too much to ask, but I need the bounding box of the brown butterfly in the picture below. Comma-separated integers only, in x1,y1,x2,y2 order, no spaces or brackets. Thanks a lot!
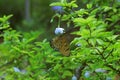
50,27,80,56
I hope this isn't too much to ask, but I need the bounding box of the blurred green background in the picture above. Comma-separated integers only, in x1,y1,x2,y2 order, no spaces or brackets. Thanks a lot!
0,0,57,40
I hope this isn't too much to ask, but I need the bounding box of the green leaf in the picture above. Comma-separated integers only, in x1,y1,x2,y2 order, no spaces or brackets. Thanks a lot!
73,18,86,26
96,39,104,45
50,1,78,8
68,1,78,8
61,0,67,3
62,14,71,21
89,38,96,47
103,6,112,12
75,9,88,17
87,4,92,9
81,29,90,38
107,35,118,41
62,71,72,78
91,29,105,37
50,2,66,6
0,14,13,23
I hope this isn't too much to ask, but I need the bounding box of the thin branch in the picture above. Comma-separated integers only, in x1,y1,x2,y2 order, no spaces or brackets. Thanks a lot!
107,19,120,31
95,47,105,59
105,49,114,59
106,64,119,73
75,61,87,80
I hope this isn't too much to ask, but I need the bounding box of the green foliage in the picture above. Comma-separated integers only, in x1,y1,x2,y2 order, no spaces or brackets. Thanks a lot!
0,15,13,30
0,0,120,80
50,0,78,8
50,0,120,80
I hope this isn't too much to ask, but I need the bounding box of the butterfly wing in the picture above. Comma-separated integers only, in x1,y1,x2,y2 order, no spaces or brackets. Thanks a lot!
50,35,70,56
50,27,80,56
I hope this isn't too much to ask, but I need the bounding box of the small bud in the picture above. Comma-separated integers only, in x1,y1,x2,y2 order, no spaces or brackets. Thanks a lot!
72,75,77,80
106,77,112,80
21,70,27,74
55,27,64,35
75,43,81,47
84,71,90,78
13,67,20,72
52,6,63,13
95,68,106,73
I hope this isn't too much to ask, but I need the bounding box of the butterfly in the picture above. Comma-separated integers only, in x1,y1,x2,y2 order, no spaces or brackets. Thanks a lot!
50,27,80,56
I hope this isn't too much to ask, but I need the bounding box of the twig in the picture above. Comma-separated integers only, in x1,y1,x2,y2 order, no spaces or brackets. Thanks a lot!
106,64,119,73
75,61,87,80
107,19,120,31
105,49,114,59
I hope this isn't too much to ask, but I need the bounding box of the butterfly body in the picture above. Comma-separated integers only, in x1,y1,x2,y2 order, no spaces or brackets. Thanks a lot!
50,27,80,56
